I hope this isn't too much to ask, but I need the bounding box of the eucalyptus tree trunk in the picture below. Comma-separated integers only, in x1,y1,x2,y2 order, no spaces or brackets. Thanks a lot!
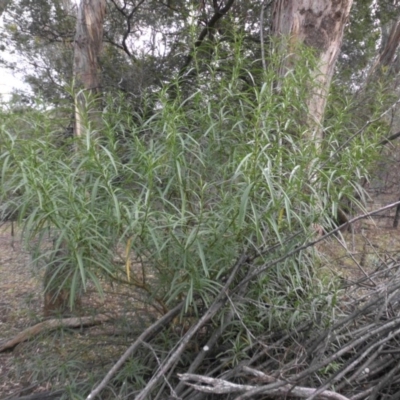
366,17,400,84
271,0,353,142
374,19,400,73
73,0,106,137
44,0,106,317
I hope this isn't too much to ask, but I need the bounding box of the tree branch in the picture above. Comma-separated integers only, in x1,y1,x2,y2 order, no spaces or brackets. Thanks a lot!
134,253,249,400
178,369,350,400
0,314,112,352
238,200,400,289
178,0,235,77
85,301,184,400
378,131,400,146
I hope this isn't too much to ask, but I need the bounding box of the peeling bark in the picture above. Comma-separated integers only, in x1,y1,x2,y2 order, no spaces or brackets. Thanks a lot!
271,0,353,141
73,0,106,137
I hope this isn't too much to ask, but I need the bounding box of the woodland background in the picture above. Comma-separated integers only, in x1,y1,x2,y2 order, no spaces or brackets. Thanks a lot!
2,1,400,399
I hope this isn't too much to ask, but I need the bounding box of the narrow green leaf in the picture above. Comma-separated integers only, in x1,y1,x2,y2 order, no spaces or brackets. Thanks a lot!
196,240,209,277
238,183,253,229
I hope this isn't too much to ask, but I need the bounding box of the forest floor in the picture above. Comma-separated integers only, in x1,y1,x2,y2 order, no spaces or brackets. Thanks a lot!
0,222,156,399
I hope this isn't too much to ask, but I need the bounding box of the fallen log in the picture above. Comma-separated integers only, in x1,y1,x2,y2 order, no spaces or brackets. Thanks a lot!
0,314,112,352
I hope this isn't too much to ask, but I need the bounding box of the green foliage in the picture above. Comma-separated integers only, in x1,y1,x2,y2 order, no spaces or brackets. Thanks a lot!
0,41,383,327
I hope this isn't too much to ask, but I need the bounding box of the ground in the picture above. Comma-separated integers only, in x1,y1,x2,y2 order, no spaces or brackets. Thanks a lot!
0,222,154,399
0,224,37,397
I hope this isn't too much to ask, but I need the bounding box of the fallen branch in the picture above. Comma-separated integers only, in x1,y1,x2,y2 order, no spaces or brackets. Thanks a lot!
0,314,112,352
379,131,400,146
239,200,400,288
174,263,253,398
134,253,249,400
86,301,184,400
178,369,350,400
6,389,64,400
178,373,254,394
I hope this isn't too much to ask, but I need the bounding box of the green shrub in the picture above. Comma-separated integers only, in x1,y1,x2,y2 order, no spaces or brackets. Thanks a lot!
0,42,383,323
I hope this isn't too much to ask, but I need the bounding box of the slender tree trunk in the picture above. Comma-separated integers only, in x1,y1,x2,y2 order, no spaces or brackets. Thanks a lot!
43,0,106,317
370,19,400,77
73,0,106,137
271,0,353,141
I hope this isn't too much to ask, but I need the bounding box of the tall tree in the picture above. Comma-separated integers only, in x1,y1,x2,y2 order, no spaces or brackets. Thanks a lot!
271,0,353,141
73,0,106,137
42,0,107,316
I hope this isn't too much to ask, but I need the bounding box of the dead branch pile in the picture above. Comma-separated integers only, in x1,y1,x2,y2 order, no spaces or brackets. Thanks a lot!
171,254,400,400
173,253,400,400
83,239,400,400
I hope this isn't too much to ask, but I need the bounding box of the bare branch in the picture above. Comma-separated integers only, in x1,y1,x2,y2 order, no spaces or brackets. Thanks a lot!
178,370,351,400
134,253,249,400
239,200,400,288
0,314,112,352
379,131,400,146
85,301,184,400
178,0,235,76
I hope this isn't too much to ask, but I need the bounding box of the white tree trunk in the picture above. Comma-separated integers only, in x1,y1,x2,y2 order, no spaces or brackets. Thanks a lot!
44,0,106,316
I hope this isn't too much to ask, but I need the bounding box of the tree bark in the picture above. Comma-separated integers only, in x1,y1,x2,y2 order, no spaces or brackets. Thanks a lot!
271,0,353,141
43,0,106,316
73,0,106,137
370,18,400,76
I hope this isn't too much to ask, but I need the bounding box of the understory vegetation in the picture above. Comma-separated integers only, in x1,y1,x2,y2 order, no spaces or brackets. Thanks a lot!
2,40,399,400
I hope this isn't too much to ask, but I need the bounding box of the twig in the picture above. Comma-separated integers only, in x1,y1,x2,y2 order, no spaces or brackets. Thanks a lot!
350,387,375,400
239,200,400,288
333,234,376,286
177,0,235,79
141,341,179,400
134,253,248,400
336,344,385,391
317,97,400,175
175,264,253,398
369,358,400,400
292,321,400,398
85,302,184,400
379,130,400,146
307,328,400,400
